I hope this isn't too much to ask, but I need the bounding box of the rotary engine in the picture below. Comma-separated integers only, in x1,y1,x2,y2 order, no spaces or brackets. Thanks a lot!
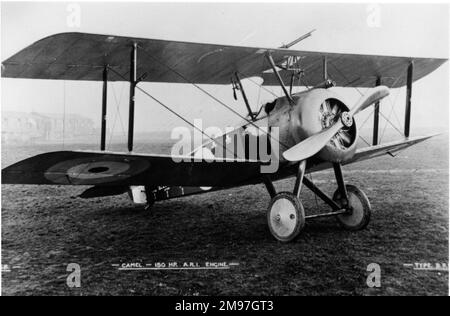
268,88,358,163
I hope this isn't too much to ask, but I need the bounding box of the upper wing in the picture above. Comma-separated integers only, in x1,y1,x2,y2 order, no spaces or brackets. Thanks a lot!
261,52,447,88
1,150,266,187
2,32,446,88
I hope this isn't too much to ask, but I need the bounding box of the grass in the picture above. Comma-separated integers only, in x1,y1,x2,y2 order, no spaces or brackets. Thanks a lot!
1,134,448,295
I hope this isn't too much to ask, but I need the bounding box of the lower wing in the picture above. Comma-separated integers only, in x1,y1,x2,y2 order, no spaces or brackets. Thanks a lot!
308,134,437,173
1,151,267,187
1,135,435,190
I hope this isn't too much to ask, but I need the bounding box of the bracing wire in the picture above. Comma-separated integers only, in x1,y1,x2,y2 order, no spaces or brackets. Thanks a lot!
107,67,239,158
237,72,279,99
237,56,281,99
378,77,405,142
136,45,289,149
328,60,364,97
111,81,127,136
327,60,406,145
108,81,127,149
106,46,408,158
380,89,403,142
325,65,371,146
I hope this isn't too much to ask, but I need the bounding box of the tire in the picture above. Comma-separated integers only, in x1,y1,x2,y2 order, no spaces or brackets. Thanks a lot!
267,192,305,242
333,185,371,231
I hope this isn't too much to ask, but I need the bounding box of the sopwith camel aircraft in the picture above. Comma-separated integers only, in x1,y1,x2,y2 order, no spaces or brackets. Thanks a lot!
1,32,447,242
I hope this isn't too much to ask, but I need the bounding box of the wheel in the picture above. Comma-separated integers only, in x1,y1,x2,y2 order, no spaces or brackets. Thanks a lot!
333,185,371,231
267,192,305,242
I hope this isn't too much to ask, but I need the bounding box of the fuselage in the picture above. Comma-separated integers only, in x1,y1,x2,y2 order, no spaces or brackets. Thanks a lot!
194,88,357,170
150,88,358,202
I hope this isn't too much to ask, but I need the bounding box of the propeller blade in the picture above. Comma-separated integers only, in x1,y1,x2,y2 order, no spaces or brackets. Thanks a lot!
283,86,390,162
349,85,390,116
283,120,344,162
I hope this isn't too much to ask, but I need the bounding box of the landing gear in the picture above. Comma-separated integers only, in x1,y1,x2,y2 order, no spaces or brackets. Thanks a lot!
144,185,156,211
266,161,306,242
333,185,371,231
267,192,305,242
144,200,155,211
264,162,371,242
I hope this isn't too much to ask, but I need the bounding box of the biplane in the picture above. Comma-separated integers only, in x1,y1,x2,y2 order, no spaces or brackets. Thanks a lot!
1,32,447,242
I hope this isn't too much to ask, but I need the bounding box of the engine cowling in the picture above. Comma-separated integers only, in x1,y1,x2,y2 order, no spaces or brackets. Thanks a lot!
268,89,358,163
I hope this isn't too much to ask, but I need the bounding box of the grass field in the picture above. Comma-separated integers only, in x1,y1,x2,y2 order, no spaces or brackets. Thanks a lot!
1,134,448,295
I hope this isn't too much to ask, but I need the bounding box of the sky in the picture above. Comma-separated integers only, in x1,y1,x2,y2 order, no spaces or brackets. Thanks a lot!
1,2,449,143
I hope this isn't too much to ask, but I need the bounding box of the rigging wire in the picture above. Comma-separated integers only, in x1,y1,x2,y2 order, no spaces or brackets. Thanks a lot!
379,111,405,137
108,81,127,149
359,135,372,147
385,77,405,129
107,67,239,158
327,61,407,145
136,45,289,149
380,88,403,142
325,65,371,146
256,79,263,110
236,55,286,99
253,56,279,110
107,46,408,159
355,75,402,144
328,60,364,97
112,82,127,135
378,76,404,142
299,73,312,91
236,72,279,99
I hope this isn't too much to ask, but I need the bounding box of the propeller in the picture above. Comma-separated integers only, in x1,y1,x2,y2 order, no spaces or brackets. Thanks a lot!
283,86,390,162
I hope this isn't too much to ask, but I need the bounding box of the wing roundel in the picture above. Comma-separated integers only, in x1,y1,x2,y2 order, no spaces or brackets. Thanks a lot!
1,151,267,187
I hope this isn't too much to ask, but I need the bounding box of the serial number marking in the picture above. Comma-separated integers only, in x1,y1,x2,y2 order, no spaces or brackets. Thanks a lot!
218,300,274,312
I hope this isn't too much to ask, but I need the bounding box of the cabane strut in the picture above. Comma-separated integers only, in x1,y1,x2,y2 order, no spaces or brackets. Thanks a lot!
233,72,256,120
265,52,294,104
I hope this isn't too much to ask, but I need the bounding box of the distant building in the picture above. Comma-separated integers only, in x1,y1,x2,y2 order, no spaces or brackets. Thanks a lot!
2,111,95,144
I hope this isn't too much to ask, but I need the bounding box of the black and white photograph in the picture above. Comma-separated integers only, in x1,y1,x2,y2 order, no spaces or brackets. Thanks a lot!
1,0,449,299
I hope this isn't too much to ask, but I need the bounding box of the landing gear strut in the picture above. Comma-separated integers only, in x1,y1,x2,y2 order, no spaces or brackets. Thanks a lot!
331,163,371,230
144,185,156,211
265,162,371,242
